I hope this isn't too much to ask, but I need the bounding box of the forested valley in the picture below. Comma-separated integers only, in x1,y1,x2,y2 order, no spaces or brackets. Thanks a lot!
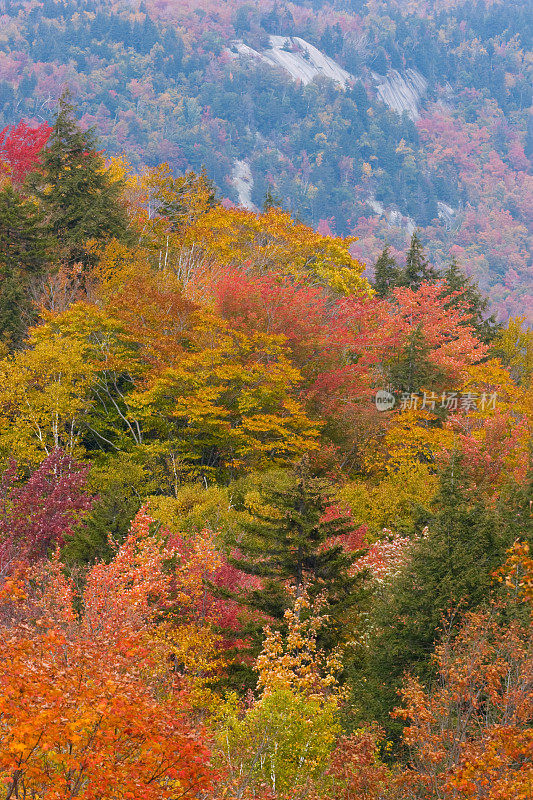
0,90,531,798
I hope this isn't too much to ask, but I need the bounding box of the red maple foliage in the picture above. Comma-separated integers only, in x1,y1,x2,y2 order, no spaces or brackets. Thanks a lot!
0,449,94,573
0,119,52,183
215,268,333,372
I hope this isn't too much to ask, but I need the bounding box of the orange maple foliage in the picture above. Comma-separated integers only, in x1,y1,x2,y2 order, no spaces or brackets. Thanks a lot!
395,600,533,799
503,541,533,605
0,508,215,799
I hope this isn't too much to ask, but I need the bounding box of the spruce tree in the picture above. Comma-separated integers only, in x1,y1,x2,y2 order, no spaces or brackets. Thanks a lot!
402,231,439,289
226,467,366,652
388,323,441,393
262,186,282,212
62,457,154,565
362,457,524,738
373,245,403,298
0,267,26,348
33,92,129,268
442,258,500,345
0,184,51,346
63,487,141,565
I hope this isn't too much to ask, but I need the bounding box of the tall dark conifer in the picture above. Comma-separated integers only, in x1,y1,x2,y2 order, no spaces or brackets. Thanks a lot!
361,456,528,739
442,258,500,344
226,467,366,652
262,186,282,212
34,92,129,268
0,268,26,348
388,323,441,393
373,245,403,298
403,231,439,289
0,184,51,346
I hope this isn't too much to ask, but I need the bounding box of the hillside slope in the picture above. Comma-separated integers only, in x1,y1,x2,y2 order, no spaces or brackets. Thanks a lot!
0,0,531,319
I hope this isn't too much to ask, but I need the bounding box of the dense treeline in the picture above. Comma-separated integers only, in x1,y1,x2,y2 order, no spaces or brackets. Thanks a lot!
0,98,531,798
0,0,530,319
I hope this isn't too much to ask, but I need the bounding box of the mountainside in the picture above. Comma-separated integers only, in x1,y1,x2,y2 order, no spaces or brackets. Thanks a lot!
0,9,532,794
0,0,531,319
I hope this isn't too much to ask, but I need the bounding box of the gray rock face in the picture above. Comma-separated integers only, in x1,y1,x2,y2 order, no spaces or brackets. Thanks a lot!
229,36,351,88
228,37,428,122
437,201,457,229
231,159,257,211
263,36,352,87
373,68,428,120
367,197,416,234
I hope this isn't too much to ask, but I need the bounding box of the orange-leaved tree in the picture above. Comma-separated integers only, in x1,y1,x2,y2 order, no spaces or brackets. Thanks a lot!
0,508,215,799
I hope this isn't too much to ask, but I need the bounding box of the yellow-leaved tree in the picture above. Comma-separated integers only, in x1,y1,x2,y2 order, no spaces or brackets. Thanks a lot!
182,205,372,297
215,590,342,799
0,264,320,481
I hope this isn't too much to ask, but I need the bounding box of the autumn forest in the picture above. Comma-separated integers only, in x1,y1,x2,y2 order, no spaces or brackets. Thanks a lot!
0,0,531,798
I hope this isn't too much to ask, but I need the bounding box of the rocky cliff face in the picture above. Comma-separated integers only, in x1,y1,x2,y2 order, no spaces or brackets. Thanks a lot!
228,38,429,212
231,159,256,210
367,198,416,235
373,68,428,120
229,36,427,120
229,36,351,87
263,36,352,87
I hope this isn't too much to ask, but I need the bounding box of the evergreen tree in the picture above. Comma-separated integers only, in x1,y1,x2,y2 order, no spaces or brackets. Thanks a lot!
362,457,526,739
226,467,366,652
496,460,533,545
0,267,26,348
0,184,51,346
442,258,500,344
33,92,129,268
262,186,282,212
388,323,441,393
373,245,403,298
63,486,141,565
62,457,152,564
402,231,439,289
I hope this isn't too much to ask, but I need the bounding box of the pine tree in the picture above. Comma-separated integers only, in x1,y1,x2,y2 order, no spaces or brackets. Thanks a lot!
402,231,439,289
0,184,51,346
373,246,402,298
442,258,500,345
226,467,366,652
33,92,129,268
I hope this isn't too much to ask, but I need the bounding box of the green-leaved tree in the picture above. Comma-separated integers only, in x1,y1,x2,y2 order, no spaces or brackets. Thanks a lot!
402,231,439,289
0,184,51,347
373,246,403,298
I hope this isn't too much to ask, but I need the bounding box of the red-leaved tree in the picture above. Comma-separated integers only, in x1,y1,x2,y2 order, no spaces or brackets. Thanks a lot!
0,120,52,183
0,449,94,573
